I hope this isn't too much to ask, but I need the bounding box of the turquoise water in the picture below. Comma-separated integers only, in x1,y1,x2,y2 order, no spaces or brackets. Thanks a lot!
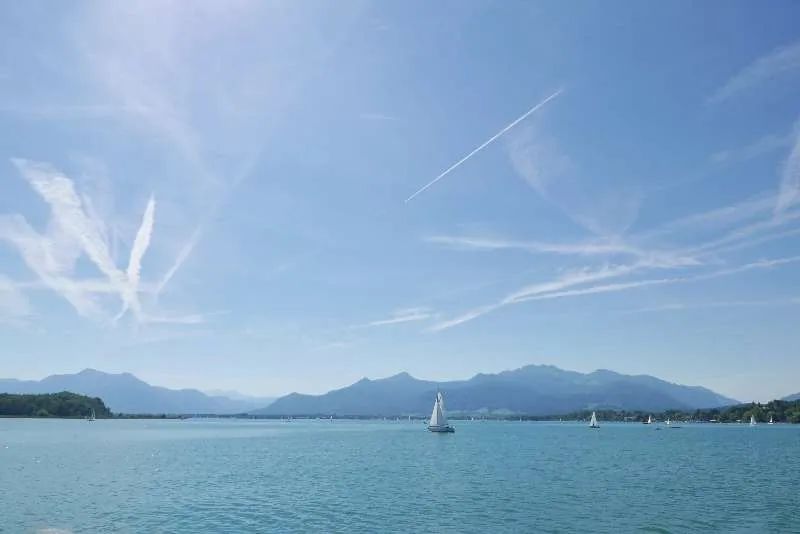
1,419,798,533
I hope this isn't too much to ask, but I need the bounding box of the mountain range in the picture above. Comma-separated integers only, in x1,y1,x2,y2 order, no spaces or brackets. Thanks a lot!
257,365,739,416
0,369,272,414
0,365,741,416
783,392,800,402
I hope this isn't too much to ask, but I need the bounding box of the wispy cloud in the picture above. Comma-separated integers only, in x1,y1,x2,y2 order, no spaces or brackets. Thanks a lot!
688,208,800,256
709,40,800,103
359,112,400,122
632,187,800,260
117,195,156,321
424,234,701,270
775,130,800,216
426,304,500,332
127,196,156,290
710,132,793,165
68,3,276,299
428,263,647,332
425,235,641,257
405,89,562,202
11,159,137,318
622,298,800,315
0,275,32,324
639,193,776,242
142,311,225,325
506,124,642,237
429,256,800,331
425,143,800,331
362,307,435,328
0,213,102,318
513,256,800,306
155,226,203,298
0,159,209,326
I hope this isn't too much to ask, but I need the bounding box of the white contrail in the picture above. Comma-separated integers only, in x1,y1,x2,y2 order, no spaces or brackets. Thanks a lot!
405,89,563,203
12,159,133,316
155,226,203,298
116,195,156,321
127,196,156,288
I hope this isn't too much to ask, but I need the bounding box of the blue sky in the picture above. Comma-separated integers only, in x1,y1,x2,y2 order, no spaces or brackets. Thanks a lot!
1,1,799,401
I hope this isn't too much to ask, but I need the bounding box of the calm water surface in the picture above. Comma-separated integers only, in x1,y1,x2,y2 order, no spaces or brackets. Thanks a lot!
1,419,798,533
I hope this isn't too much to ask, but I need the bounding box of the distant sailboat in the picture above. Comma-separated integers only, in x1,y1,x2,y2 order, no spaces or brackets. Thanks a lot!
87,408,96,421
643,415,653,425
666,417,671,426
428,391,455,433
750,415,756,426
589,411,599,429
769,416,774,425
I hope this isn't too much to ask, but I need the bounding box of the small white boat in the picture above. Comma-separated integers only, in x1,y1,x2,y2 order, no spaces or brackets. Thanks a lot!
589,411,599,429
768,416,774,425
87,408,96,421
643,415,653,425
666,417,671,426
428,392,454,433
750,415,756,426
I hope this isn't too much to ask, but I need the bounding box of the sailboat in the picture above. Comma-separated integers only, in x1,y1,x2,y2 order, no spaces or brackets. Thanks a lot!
589,411,599,429
643,415,653,425
667,416,682,429
769,416,774,425
87,408,96,422
428,391,455,433
749,415,756,426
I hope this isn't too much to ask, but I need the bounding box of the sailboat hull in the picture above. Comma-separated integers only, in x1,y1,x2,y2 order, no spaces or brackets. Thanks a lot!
428,425,455,433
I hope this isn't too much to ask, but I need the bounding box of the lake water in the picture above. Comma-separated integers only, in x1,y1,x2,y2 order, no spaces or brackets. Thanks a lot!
1,419,798,533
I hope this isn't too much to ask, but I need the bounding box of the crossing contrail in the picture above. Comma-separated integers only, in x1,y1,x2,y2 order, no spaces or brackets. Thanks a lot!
405,89,562,203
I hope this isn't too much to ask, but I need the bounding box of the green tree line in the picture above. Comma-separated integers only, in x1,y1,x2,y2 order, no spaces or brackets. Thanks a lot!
546,399,800,423
0,392,111,418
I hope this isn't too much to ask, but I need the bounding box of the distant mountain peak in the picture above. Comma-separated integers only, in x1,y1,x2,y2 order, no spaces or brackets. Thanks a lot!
385,371,415,381
590,368,620,376
0,369,268,414
257,363,739,416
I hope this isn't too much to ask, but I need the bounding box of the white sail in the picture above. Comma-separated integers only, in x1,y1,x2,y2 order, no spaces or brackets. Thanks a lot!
666,417,671,426
589,411,598,427
429,394,442,427
647,415,652,424
427,391,455,432
769,416,774,424
750,415,756,426
429,392,450,428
